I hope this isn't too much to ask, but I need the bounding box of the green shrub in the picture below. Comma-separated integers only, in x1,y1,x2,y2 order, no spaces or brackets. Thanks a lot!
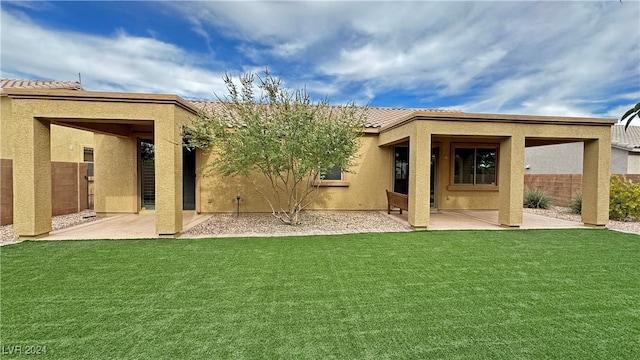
609,175,640,221
523,188,552,209
569,194,582,214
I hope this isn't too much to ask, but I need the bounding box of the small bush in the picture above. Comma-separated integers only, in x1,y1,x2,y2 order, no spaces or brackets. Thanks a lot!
523,188,552,209
609,175,640,221
569,194,582,214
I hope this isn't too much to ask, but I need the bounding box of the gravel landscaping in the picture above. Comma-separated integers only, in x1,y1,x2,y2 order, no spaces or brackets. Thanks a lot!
0,210,97,245
181,211,412,238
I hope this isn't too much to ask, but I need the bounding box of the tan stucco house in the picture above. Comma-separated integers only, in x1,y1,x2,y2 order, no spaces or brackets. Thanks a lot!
0,79,616,239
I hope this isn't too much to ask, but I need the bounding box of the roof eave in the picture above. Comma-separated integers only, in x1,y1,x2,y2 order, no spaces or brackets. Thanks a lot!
3,88,200,115
380,111,617,133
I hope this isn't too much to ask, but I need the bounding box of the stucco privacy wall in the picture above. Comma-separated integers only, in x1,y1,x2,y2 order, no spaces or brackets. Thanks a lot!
197,134,393,213
5,89,199,238
378,112,614,228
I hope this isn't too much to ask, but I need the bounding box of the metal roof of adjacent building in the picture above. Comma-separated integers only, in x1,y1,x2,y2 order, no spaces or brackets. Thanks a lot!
611,125,640,152
0,78,83,93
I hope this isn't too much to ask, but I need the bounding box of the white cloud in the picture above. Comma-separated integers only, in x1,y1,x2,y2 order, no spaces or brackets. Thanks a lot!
173,1,639,116
2,1,638,119
0,8,228,99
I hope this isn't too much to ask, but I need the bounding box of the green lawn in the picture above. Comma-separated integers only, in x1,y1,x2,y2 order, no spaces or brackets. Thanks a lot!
1,229,638,359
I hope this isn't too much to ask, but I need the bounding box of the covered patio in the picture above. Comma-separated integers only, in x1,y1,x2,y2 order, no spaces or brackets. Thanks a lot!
378,111,615,230
6,89,199,239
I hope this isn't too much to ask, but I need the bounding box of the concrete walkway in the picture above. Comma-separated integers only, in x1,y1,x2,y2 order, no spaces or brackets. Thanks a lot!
34,210,589,241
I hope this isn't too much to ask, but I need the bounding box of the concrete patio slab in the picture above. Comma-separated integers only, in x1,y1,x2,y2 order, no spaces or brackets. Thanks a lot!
41,212,211,240
433,210,588,230
33,209,589,241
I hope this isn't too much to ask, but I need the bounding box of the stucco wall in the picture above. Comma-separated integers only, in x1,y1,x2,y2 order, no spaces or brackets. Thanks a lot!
198,134,392,213
628,153,640,174
94,134,137,214
610,148,629,174
50,126,94,162
524,142,584,174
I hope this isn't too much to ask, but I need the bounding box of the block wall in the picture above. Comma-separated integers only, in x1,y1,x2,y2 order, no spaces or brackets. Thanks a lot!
524,174,640,207
0,161,91,225
1,159,13,225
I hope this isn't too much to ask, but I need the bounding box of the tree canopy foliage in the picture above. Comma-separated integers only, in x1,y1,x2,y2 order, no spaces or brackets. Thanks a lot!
184,70,367,225
621,102,640,129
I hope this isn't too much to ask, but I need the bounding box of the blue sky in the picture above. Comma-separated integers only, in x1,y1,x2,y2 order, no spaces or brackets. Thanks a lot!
2,1,639,123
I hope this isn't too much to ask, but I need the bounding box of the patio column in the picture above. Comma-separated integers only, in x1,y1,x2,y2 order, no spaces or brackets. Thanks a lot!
408,124,431,229
498,135,524,227
582,139,610,226
13,112,52,238
154,112,183,236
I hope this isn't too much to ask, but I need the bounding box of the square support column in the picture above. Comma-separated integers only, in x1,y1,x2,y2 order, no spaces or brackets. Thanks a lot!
582,139,610,226
154,114,183,236
498,135,525,227
408,126,431,229
13,117,52,238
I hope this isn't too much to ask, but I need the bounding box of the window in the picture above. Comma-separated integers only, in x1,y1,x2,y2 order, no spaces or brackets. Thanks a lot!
83,147,94,162
453,145,497,185
83,147,94,177
321,165,343,181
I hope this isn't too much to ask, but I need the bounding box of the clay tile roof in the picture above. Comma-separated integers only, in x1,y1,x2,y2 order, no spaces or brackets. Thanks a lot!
0,78,83,93
611,125,640,152
188,100,226,115
187,100,461,129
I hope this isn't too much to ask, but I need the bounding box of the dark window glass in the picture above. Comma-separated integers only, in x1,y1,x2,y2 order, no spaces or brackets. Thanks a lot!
83,147,94,162
476,148,496,185
453,146,497,185
394,146,409,194
454,148,475,184
322,166,343,181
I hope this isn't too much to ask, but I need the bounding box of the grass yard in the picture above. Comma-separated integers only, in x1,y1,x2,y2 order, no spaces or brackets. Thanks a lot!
1,229,639,359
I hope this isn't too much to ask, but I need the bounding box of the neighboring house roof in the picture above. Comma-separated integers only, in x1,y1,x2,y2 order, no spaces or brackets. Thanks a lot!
611,125,640,153
188,100,461,130
0,78,83,94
